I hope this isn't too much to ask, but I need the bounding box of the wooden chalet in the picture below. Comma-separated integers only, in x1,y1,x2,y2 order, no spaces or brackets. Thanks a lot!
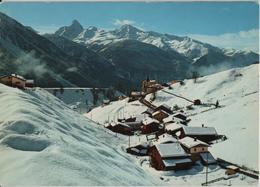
152,110,169,122
154,133,178,145
179,137,210,162
154,104,173,114
149,142,192,171
0,74,26,89
108,122,133,135
164,122,185,135
179,126,218,143
141,117,160,134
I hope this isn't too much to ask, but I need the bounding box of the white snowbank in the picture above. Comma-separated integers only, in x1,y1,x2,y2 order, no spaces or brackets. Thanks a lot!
0,84,160,185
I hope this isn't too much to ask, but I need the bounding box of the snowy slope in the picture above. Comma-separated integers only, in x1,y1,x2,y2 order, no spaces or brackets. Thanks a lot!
0,84,161,185
86,64,259,173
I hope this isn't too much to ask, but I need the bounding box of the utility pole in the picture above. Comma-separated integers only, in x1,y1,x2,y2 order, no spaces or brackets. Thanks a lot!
128,135,130,147
206,152,209,186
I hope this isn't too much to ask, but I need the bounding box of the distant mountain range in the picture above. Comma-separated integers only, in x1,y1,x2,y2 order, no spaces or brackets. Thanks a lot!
0,12,258,92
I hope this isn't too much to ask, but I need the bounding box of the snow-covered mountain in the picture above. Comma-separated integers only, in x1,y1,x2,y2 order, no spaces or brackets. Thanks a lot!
86,64,259,180
56,21,259,66
0,84,160,185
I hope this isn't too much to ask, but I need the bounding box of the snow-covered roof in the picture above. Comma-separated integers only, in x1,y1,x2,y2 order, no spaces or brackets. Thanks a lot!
162,158,192,167
155,143,188,158
182,126,217,136
142,117,159,125
152,110,168,116
155,134,178,144
200,152,217,164
165,123,184,131
163,115,174,123
179,137,209,148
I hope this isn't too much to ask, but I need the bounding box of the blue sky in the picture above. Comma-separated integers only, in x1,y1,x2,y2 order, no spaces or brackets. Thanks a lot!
0,2,259,52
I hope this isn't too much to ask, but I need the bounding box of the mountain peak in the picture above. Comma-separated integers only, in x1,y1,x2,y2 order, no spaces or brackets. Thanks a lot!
71,19,83,29
55,19,83,39
114,24,142,39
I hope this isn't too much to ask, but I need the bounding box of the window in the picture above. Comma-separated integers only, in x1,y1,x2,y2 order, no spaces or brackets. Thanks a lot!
194,148,196,152
202,148,204,151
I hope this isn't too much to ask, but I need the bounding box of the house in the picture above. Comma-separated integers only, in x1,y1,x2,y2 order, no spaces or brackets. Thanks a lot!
163,115,175,124
141,117,160,134
152,110,169,122
129,91,146,102
25,79,35,88
0,74,26,89
149,142,192,171
124,121,143,131
154,104,173,114
118,116,136,123
108,122,133,135
179,126,218,143
179,137,210,162
142,108,154,117
164,122,185,135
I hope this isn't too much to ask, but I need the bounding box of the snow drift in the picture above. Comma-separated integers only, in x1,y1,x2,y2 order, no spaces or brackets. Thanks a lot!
0,84,160,185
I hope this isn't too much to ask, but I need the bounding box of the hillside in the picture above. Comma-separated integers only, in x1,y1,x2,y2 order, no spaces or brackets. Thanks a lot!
85,64,259,180
0,84,161,185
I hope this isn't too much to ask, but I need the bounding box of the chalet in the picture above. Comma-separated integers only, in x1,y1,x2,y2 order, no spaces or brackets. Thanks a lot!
118,116,136,123
165,122,185,135
124,121,143,131
141,117,160,134
179,126,218,143
154,104,173,114
129,91,146,102
149,142,192,171
152,110,169,122
25,79,35,88
179,137,210,162
108,122,133,135
0,74,26,89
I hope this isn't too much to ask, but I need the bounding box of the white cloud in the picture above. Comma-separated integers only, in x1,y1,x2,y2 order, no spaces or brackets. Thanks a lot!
188,29,259,53
113,19,136,26
34,25,60,34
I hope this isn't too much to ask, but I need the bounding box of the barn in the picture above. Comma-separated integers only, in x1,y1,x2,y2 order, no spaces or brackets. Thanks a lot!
179,126,218,143
149,142,192,171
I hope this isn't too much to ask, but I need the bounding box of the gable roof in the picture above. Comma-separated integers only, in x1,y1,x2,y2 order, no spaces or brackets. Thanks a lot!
155,142,189,158
142,117,159,126
179,137,209,148
182,126,217,136
165,123,184,131
0,74,26,81
155,134,178,144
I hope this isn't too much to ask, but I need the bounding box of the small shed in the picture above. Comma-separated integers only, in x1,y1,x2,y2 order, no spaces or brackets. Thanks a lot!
149,142,192,171
225,165,240,175
126,142,149,156
141,117,160,134
173,112,187,121
152,110,169,122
